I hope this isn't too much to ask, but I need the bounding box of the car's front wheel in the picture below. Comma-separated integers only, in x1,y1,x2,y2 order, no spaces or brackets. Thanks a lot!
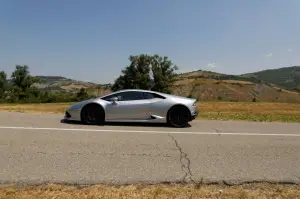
81,103,105,125
167,105,191,128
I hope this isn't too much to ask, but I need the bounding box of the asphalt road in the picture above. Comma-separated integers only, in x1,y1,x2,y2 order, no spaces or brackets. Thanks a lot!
0,112,300,185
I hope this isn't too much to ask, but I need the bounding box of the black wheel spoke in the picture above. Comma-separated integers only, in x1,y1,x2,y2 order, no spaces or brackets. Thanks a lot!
81,104,105,125
169,106,190,128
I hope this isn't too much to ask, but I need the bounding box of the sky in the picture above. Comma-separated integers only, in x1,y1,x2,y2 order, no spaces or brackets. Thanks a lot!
1,0,300,84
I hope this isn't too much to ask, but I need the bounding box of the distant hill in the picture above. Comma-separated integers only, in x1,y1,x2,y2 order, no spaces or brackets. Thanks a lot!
177,70,264,84
34,76,97,90
30,66,300,103
172,76,300,103
32,75,111,96
241,66,300,92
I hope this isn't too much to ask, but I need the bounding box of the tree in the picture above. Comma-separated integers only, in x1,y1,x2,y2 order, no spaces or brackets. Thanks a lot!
111,54,152,91
111,74,126,92
10,65,40,100
0,71,7,98
76,88,89,101
111,54,178,93
151,54,178,93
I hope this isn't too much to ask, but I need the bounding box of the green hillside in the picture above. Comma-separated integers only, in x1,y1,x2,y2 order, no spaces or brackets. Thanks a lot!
241,66,300,92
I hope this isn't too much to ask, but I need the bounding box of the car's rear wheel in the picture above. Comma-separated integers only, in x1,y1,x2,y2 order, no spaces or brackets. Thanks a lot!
81,103,105,125
167,105,191,128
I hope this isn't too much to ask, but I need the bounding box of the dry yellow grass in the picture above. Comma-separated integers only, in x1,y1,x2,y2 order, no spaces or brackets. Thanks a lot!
0,102,299,122
174,78,195,85
222,79,254,85
60,83,88,90
179,71,222,78
0,103,71,114
1,183,300,199
197,102,300,122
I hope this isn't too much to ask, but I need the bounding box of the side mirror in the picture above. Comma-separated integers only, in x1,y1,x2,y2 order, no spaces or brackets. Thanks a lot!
110,97,118,103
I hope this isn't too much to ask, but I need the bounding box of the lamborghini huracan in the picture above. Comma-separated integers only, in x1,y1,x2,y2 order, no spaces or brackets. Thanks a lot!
64,89,198,128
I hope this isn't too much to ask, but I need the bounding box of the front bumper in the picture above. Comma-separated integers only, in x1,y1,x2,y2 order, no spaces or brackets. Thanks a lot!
64,111,71,119
190,111,198,120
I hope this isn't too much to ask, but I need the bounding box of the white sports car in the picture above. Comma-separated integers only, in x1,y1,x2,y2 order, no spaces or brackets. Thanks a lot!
64,89,198,128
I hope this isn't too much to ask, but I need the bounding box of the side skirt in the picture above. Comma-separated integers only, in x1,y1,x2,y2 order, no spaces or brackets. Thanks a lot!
105,115,167,123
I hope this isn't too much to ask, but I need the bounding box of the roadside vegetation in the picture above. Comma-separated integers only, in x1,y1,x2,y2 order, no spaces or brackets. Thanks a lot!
1,183,300,199
0,65,94,104
197,102,300,122
1,101,300,123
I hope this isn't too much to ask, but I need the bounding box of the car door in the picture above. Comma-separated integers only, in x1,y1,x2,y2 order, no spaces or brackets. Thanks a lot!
141,91,167,117
104,91,150,120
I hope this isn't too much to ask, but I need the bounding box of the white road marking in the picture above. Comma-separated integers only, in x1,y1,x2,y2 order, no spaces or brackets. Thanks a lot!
0,126,300,137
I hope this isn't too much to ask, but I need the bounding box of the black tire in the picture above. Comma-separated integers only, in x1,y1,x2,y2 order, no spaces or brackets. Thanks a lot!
167,105,191,128
81,103,105,125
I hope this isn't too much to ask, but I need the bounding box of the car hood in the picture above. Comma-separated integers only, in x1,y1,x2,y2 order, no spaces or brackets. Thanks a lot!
68,98,96,110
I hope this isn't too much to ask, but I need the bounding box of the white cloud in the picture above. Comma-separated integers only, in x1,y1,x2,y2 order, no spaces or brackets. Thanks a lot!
206,62,217,69
266,53,273,57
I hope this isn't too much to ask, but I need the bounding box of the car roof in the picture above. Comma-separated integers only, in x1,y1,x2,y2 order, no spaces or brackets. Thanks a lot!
115,89,166,95
99,89,166,98
117,89,159,93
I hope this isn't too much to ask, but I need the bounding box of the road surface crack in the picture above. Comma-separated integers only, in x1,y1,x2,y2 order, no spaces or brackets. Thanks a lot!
168,134,195,183
214,128,221,135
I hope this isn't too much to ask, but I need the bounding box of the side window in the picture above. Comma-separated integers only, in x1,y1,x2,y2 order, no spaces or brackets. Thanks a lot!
101,94,118,101
118,91,144,101
143,92,155,99
142,92,166,99
102,91,144,101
